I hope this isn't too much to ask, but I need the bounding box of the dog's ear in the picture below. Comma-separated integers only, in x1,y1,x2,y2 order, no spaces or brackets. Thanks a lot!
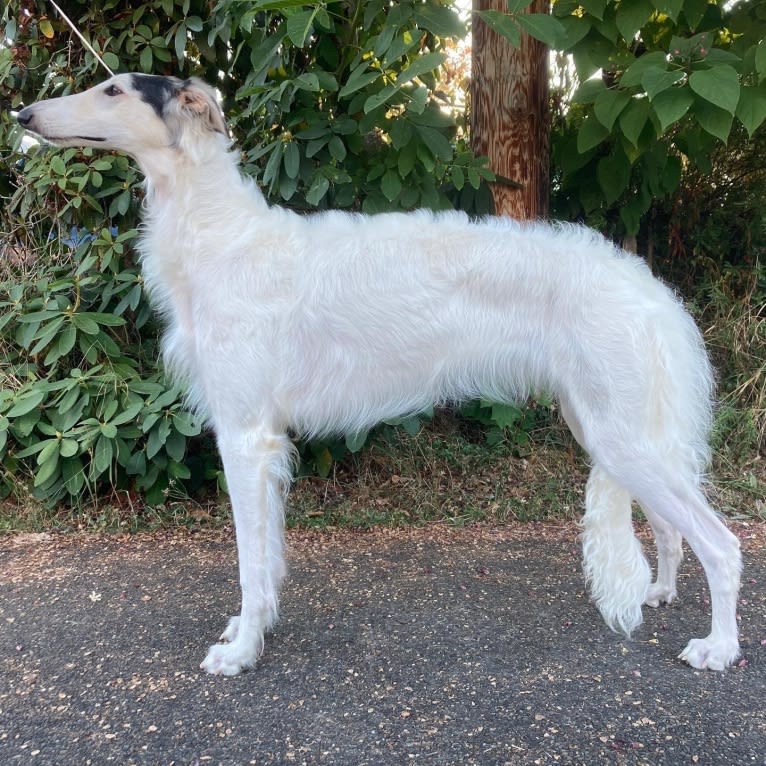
177,79,228,136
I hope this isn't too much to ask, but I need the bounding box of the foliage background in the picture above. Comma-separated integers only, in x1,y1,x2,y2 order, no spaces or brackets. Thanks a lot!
1,0,764,513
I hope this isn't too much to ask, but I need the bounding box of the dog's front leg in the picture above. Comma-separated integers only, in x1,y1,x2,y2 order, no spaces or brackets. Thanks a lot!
200,426,294,676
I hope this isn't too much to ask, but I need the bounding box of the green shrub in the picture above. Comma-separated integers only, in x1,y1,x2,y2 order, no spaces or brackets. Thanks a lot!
1,0,505,505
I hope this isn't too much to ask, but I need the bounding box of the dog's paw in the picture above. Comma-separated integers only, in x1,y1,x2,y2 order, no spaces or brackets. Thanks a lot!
678,637,740,671
219,615,240,642
644,583,676,608
200,640,260,676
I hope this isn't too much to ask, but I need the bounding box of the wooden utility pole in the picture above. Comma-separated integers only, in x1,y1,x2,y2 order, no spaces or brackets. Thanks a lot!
471,0,550,219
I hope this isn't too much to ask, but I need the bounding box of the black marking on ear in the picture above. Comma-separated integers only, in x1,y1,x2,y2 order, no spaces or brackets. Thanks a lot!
131,74,180,118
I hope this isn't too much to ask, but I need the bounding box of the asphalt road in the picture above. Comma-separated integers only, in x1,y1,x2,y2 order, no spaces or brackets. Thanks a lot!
1,523,764,765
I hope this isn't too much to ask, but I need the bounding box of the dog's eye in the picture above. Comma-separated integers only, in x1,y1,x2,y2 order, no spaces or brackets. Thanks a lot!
104,84,123,97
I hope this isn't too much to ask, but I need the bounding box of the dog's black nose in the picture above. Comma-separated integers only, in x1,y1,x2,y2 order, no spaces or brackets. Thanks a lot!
17,107,34,127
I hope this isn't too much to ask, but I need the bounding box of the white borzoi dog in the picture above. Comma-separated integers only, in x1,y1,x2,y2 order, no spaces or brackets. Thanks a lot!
18,74,742,676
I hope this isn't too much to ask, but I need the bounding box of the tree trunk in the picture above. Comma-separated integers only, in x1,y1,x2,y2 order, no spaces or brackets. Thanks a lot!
471,0,550,219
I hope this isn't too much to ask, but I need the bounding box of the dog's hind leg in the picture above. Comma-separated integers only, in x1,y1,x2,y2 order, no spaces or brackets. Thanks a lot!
579,465,651,635
560,401,651,633
560,400,651,636
640,504,684,608
200,425,294,676
606,461,741,670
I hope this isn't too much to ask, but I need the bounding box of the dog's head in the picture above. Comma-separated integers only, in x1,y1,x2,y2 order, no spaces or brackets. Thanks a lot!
17,74,227,157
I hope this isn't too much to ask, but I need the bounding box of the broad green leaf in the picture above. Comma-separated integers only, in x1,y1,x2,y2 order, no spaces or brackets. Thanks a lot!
373,24,395,57
688,65,740,115
139,45,153,73
413,5,465,38
85,312,126,327
173,411,201,437
516,13,565,48
383,30,419,66
39,19,54,38
702,48,741,67
71,313,100,335
620,51,668,88
306,174,330,206
381,169,402,202
60,439,79,458
37,439,60,467
490,403,522,429
506,0,535,12
93,435,114,475
283,142,300,179
652,85,694,131
619,187,651,235
576,114,610,152
328,136,347,161
662,154,682,195
305,136,329,158
164,429,186,463
597,154,631,204
756,40,766,78
651,0,683,21
397,51,446,85
345,430,369,453
250,0,319,9
682,0,708,31
616,0,653,42
364,85,400,113
415,125,453,161
477,10,521,48
44,323,77,366
594,89,631,130
619,97,651,146
294,73,320,91
62,457,85,495
4,17,16,43
7,390,46,418
557,16,591,48
398,415,421,436
641,66,685,100
314,447,332,478
407,85,428,115
34,451,59,487
51,155,67,176
339,65,381,98
125,451,147,476
286,8,316,48
263,142,283,189
451,165,465,190
295,122,331,139
693,98,734,143
580,0,607,20
174,24,187,61
14,441,48,459
736,85,766,137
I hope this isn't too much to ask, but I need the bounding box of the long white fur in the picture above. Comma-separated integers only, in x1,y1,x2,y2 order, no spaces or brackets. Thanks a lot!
17,74,743,675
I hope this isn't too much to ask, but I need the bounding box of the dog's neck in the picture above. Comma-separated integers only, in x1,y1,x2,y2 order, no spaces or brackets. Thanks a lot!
137,141,263,210
136,145,270,244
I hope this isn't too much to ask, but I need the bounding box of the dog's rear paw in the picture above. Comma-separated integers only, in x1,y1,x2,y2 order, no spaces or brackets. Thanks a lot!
644,583,676,608
200,641,261,676
679,637,740,671
220,615,240,642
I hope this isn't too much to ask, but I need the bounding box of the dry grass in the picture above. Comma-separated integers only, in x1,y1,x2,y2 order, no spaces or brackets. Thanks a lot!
287,413,589,529
1,402,763,534
703,270,766,454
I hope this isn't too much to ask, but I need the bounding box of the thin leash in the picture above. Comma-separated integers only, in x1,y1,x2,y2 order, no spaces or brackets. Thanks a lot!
49,0,115,77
